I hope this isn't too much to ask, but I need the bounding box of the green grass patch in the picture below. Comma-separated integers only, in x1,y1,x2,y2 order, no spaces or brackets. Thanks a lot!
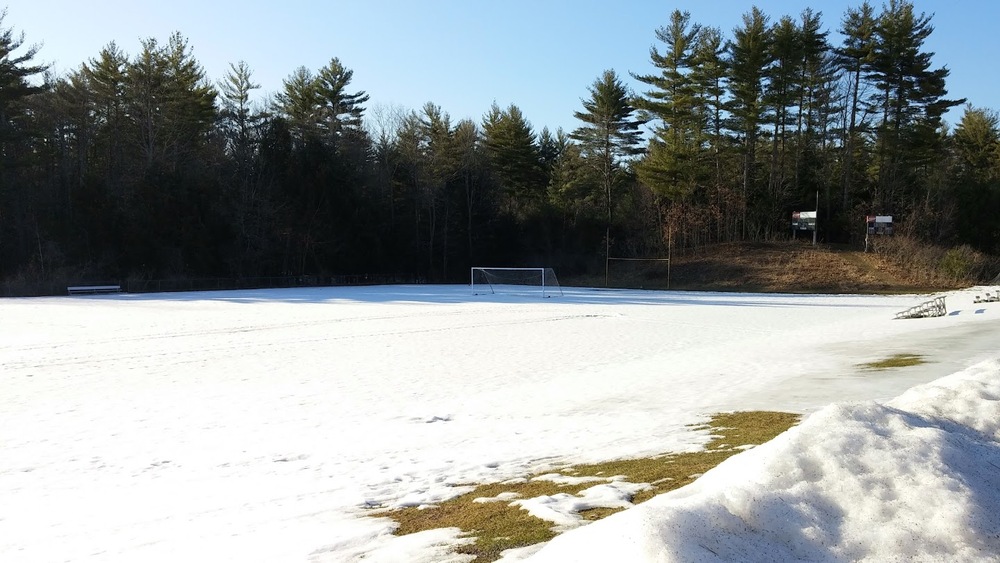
859,353,926,370
380,411,800,562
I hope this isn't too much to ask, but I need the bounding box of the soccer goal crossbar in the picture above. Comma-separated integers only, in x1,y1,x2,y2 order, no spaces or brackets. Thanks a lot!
470,267,563,297
607,257,671,262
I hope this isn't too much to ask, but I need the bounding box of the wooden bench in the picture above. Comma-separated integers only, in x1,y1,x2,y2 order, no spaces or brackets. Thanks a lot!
67,285,122,295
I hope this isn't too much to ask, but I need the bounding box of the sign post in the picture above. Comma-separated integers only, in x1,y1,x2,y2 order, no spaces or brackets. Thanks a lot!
791,192,820,245
864,215,894,252
791,211,817,242
813,191,818,246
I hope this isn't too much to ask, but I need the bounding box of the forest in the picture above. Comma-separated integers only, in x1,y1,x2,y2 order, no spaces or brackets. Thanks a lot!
1,1,999,295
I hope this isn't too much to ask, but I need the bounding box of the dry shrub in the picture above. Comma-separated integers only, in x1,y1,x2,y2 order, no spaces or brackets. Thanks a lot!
871,236,1000,285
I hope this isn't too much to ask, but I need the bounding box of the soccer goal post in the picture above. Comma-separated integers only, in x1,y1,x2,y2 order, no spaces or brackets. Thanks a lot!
470,267,563,297
605,257,671,289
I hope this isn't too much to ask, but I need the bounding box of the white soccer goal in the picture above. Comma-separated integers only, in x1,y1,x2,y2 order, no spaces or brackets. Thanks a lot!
605,257,671,289
471,267,563,297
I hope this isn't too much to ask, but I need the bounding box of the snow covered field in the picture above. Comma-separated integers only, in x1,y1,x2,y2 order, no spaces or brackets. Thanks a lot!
2,284,999,562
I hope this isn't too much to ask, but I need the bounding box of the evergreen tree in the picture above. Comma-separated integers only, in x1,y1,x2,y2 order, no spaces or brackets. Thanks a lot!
953,106,1000,182
315,57,369,138
31,68,93,228
690,26,738,242
690,26,728,190
127,33,217,171
633,10,703,202
219,61,270,275
549,130,599,222
764,15,801,218
481,103,545,215
219,61,260,163
793,9,837,216
114,33,221,274
571,69,644,232
83,43,130,201
727,7,774,238
867,0,964,212
418,102,457,274
275,66,321,144
0,10,48,278
0,9,46,147
951,106,1000,252
835,1,877,211
452,117,489,262
537,126,561,173
275,59,369,147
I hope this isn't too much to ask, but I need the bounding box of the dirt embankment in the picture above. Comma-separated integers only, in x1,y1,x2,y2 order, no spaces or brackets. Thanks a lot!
608,242,967,294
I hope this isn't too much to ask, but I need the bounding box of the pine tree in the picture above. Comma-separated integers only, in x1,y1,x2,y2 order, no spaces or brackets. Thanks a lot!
633,10,703,202
951,106,1000,252
690,26,728,191
275,66,321,144
83,43,130,200
219,61,260,163
314,58,369,138
835,1,877,211
0,9,48,278
275,59,369,148
764,15,801,218
452,118,488,261
0,9,46,147
867,0,964,213
219,61,270,275
571,69,644,231
481,103,545,215
727,7,774,238
414,103,448,274
793,9,836,210
127,33,217,171
549,130,599,221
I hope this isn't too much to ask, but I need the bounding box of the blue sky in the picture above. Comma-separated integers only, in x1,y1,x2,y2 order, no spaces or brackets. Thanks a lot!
3,1,995,134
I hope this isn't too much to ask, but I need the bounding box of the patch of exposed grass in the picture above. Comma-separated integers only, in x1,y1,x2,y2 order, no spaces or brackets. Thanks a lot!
579,506,625,521
568,449,736,506
859,353,925,370
701,410,803,450
388,479,565,561
380,411,800,562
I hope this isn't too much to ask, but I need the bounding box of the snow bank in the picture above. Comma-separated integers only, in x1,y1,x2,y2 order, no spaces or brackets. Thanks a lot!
526,358,1000,562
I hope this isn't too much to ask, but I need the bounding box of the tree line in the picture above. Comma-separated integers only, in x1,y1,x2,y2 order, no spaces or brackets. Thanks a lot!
1,1,998,292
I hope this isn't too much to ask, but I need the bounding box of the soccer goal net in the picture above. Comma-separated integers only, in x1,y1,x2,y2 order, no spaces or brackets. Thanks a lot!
471,267,563,297
605,257,671,289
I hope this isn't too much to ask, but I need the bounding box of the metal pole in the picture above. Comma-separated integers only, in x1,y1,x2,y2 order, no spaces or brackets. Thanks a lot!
605,227,610,288
813,190,818,246
667,228,672,290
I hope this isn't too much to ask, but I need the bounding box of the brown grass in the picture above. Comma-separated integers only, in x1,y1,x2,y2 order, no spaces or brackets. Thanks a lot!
582,241,971,294
859,353,926,370
379,411,800,562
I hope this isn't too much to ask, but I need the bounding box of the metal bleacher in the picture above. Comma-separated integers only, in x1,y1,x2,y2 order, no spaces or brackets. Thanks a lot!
895,295,947,319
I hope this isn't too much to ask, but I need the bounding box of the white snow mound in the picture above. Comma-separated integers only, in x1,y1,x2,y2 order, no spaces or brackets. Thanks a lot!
527,358,1000,563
